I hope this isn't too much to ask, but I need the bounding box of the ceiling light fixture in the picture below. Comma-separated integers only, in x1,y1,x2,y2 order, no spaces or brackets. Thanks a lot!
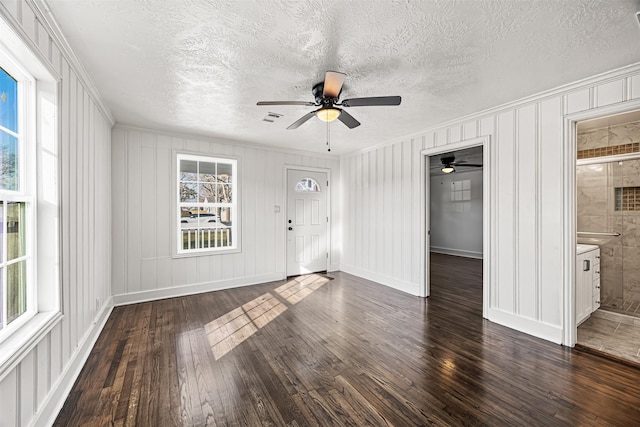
316,107,341,122
441,163,455,174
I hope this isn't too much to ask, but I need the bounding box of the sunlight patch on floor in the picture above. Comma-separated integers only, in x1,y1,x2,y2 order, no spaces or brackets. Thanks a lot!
205,274,329,360
275,274,329,304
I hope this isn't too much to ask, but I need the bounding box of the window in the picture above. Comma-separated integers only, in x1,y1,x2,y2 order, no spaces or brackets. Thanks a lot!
0,65,32,334
451,179,471,201
295,177,320,192
177,154,238,254
0,14,60,372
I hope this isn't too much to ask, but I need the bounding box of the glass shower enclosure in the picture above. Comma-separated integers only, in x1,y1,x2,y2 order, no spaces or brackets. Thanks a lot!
577,157,640,315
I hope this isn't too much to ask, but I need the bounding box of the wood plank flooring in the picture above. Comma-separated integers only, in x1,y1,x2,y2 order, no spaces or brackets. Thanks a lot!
55,253,640,426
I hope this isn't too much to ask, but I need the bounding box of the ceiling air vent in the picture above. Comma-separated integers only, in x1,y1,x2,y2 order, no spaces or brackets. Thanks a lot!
263,112,283,123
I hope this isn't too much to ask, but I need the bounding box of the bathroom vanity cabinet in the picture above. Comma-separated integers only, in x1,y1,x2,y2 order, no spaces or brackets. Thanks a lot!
576,245,601,326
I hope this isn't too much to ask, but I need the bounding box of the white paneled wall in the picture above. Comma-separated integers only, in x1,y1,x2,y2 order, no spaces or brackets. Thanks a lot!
111,126,340,304
0,1,113,426
340,63,640,344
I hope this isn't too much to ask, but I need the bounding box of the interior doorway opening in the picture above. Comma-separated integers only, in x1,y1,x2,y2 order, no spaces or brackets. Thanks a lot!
427,146,484,314
421,136,490,319
574,109,640,364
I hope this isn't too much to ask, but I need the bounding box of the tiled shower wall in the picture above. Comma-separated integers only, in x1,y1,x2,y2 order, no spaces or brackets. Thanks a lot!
577,120,640,312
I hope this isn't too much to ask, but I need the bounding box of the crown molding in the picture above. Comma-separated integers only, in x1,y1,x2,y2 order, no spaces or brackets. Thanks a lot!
113,123,341,160
29,0,115,126
343,61,640,158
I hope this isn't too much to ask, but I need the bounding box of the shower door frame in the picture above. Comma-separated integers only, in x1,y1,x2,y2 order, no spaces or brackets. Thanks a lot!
564,99,640,347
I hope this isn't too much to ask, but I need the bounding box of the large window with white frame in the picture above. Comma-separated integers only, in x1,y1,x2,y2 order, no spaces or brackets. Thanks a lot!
177,153,238,254
0,63,33,335
0,14,59,371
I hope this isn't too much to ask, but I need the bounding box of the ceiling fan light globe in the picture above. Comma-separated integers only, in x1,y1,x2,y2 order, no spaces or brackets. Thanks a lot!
441,166,455,174
316,108,341,122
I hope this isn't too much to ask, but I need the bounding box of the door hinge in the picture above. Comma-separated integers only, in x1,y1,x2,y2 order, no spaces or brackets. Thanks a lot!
327,216,329,222
326,253,329,259
327,180,329,186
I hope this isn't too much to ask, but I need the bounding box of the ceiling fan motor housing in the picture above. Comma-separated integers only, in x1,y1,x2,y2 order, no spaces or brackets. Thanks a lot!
312,82,339,105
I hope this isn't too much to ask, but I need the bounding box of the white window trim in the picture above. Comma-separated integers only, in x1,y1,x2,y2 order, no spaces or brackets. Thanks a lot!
173,151,241,257
0,15,61,381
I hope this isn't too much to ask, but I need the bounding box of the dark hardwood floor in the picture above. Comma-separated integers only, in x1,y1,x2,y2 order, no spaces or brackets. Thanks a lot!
56,253,640,426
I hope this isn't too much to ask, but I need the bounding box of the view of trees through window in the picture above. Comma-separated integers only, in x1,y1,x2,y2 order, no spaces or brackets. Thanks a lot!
0,66,28,331
178,154,237,253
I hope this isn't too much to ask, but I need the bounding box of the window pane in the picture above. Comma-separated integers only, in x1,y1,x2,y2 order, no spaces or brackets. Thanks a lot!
7,202,25,260
199,161,216,182
7,260,26,324
1,131,18,191
296,178,320,192
0,267,3,330
0,67,18,133
180,207,198,227
179,159,197,181
199,182,216,202
0,202,3,262
179,182,198,202
218,162,233,183
219,183,232,203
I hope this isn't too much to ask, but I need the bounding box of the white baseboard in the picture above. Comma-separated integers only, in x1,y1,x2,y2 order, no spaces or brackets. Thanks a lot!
33,297,114,427
339,264,420,296
430,246,483,259
488,307,563,344
112,272,285,306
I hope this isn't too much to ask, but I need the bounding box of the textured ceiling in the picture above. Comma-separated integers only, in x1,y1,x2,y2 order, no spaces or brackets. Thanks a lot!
45,0,640,154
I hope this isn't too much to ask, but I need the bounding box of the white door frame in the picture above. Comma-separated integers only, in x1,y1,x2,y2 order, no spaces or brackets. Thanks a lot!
421,135,492,319
284,165,332,276
562,99,640,346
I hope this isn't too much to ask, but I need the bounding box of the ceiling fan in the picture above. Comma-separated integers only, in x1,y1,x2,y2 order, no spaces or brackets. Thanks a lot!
440,155,482,174
257,71,401,130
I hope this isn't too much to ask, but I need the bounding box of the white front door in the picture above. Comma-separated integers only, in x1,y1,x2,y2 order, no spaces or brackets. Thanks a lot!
286,169,328,276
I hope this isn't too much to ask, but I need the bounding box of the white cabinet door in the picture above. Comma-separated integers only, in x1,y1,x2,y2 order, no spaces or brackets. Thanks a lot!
576,252,586,325
576,250,594,325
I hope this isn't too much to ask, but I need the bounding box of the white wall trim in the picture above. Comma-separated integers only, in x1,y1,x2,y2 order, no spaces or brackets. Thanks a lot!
339,263,420,296
32,297,114,427
562,99,640,346
343,62,640,158
112,273,284,306
113,123,339,160
430,247,483,259
488,307,563,344
421,135,492,318
29,0,115,126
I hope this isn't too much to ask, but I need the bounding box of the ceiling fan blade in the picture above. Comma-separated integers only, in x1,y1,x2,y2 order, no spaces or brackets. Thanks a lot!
337,109,361,129
453,163,483,167
257,101,315,106
341,96,401,107
287,110,317,130
323,71,346,99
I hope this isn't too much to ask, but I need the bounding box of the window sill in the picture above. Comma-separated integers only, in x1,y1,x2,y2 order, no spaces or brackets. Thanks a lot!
0,311,63,381
173,247,241,258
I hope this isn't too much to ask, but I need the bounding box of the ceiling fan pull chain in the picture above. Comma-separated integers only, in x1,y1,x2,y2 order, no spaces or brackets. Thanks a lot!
327,120,331,152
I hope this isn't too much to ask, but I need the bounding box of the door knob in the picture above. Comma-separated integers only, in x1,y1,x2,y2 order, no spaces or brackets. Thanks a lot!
288,227,293,231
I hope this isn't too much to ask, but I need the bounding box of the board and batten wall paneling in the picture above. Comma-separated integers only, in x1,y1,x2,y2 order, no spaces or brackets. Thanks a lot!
111,126,340,304
340,63,640,344
0,1,114,426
